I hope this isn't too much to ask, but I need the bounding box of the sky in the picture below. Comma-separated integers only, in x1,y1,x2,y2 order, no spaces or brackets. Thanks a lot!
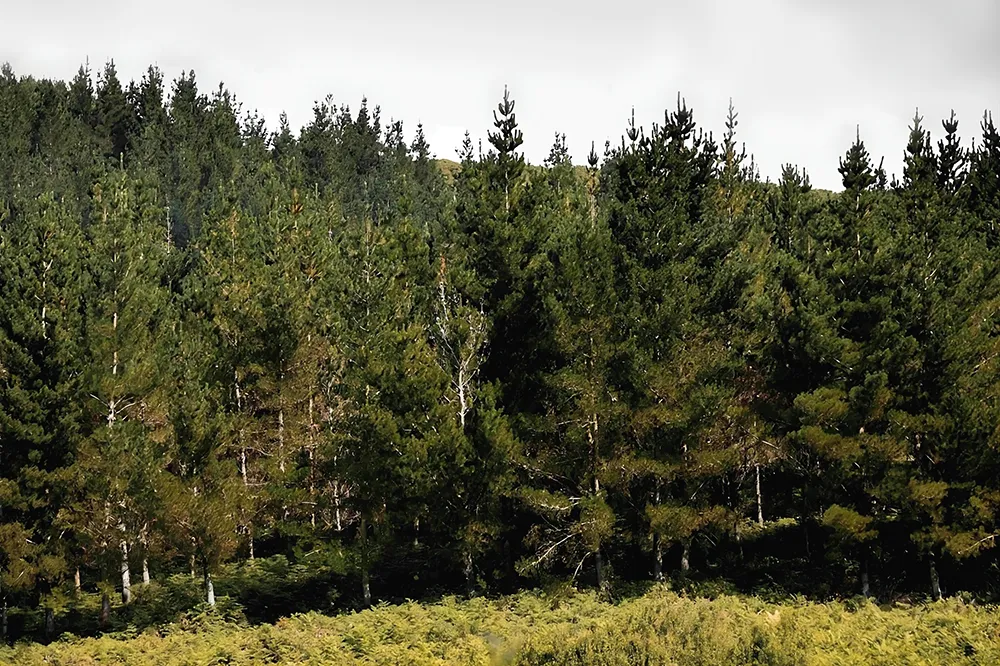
2,0,998,190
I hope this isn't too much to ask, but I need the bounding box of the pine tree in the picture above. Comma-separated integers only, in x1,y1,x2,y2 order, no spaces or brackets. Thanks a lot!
410,122,451,239
518,144,620,588
967,112,1000,247
324,213,450,605
487,86,525,215
936,110,967,197
95,61,131,163
71,168,170,607
185,197,269,561
601,98,722,579
0,193,86,633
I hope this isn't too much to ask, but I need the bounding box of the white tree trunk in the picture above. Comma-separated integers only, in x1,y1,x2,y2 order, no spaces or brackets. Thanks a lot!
278,408,285,473
755,464,764,526
653,535,664,582
929,552,942,600
206,572,215,606
142,557,150,586
361,515,372,606
680,540,691,575
464,550,475,598
362,568,371,607
861,554,870,598
120,540,132,604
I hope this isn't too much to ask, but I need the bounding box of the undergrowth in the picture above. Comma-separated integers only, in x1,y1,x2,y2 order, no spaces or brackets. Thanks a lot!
3,585,999,665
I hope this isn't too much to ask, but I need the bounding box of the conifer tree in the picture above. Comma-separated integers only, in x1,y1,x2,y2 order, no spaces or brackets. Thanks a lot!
487,86,525,215
967,112,1000,247
0,193,86,634
95,61,131,163
67,168,170,609
185,195,269,561
518,141,620,588
936,110,967,197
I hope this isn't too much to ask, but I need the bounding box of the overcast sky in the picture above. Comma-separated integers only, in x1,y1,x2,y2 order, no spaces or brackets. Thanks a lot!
2,0,998,190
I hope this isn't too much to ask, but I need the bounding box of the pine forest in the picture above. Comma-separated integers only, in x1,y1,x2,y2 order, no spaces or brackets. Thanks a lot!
2,60,1000,663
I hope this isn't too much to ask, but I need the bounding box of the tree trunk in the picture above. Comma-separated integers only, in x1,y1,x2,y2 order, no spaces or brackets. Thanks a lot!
120,540,131,605
100,592,110,628
595,548,605,590
142,557,150,586
205,571,215,607
464,549,475,598
2,598,7,641
74,567,81,593
361,568,371,607
929,551,942,601
361,515,372,607
802,481,811,558
278,408,285,473
653,535,664,582
861,552,870,598
190,553,196,578
756,464,765,526
44,607,55,640
308,395,317,529
680,539,691,575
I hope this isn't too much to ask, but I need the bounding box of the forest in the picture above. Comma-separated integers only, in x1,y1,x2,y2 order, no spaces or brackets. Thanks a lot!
1,58,1000,651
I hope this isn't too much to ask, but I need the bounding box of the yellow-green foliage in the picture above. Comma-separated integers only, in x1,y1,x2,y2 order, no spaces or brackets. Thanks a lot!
4,588,999,665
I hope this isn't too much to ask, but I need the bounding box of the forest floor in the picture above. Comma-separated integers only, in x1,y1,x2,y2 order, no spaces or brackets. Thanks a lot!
2,583,998,665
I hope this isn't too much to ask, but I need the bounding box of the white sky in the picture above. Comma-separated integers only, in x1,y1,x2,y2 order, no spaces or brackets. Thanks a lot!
2,0,998,190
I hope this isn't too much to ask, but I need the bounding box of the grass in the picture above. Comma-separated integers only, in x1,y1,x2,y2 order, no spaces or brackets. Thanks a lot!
3,584,999,665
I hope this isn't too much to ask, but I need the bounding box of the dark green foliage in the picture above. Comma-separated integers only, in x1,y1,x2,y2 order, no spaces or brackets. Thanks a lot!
2,60,1000,645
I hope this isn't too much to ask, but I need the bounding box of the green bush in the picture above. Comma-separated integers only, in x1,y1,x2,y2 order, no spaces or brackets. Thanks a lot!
3,587,998,665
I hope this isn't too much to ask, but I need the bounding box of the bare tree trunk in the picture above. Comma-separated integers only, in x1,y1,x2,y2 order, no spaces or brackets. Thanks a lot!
861,553,870,598
205,571,216,607
652,484,664,581
361,515,372,607
595,549,605,590
464,549,475,598
929,551,942,601
653,535,664,582
755,464,765,526
2,598,7,641
308,395,316,529
334,478,343,532
44,608,55,640
100,593,110,628
140,527,150,586
802,482,811,559
680,539,691,575
190,553,196,578
120,540,131,604
457,367,467,431
278,408,285,473
74,567,81,593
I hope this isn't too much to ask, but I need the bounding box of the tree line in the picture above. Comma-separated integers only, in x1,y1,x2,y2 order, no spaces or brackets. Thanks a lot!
2,60,1000,637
